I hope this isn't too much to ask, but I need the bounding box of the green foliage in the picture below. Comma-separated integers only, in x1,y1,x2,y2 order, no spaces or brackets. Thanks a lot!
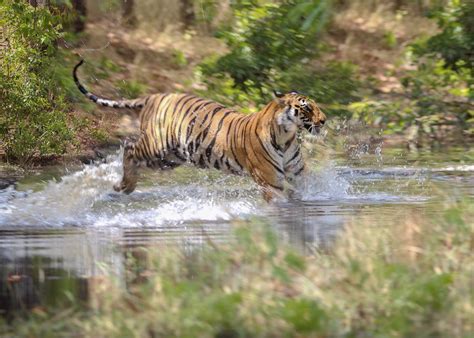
197,0,355,111
412,0,474,137
116,79,147,99
204,0,323,91
172,49,188,68
98,0,122,13
90,128,109,143
281,298,329,333
94,56,123,79
348,0,473,139
0,1,75,164
195,0,471,140
279,61,360,115
383,30,397,49
350,57,473,137
414,0,474,73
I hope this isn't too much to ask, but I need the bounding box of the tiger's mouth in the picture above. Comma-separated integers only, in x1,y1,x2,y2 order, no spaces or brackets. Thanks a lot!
303,122,323,135
301,113,325,135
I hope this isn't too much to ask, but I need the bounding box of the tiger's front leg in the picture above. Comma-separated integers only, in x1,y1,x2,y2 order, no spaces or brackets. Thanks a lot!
285,168,307,200
248,166,286,202
284,148,307,200
114,140,140,194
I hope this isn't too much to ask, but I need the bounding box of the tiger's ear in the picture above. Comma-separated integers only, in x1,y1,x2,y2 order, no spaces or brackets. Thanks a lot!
273,90,284,98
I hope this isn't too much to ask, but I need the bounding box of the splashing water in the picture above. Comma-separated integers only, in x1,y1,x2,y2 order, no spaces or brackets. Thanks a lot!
0,152,123,226
0,145,450,228
0,150,258,227
299,161,352,201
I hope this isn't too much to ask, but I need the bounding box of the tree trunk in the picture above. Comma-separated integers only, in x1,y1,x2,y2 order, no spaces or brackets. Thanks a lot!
394,0,404,10
122,0,137,27
72,0,87,33
180,0,195,29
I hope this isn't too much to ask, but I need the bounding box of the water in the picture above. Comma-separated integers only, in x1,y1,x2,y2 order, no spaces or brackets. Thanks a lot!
0,142,473,317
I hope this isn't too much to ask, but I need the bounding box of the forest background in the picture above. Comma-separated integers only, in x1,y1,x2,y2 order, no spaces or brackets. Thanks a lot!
0,0,472,165
0,2,473,337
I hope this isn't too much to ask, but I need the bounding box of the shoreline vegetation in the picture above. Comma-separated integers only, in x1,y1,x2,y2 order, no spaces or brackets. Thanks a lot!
0,2,473,336
0,0,473,168
1,200,472,337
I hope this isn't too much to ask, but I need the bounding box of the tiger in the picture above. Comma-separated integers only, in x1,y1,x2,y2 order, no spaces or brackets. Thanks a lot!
73,59,326,201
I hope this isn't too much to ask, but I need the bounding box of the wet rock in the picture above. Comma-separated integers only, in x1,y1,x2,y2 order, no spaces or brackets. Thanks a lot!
75,146,118,164
0,178,16,190
76,149,101,164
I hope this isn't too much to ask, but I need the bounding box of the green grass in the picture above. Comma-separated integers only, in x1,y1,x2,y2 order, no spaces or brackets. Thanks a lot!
1,200,473,337
117,79,147,99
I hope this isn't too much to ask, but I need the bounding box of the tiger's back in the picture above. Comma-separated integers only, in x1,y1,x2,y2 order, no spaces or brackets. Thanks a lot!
135,93,249,175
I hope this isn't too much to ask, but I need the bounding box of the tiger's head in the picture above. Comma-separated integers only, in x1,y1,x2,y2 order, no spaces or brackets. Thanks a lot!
274,91,326,135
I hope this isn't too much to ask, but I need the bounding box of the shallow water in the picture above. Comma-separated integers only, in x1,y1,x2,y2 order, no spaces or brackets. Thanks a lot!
0,142,473,316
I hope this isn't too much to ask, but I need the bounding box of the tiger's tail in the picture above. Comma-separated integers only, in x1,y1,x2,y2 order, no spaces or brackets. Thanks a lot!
73,59,146,109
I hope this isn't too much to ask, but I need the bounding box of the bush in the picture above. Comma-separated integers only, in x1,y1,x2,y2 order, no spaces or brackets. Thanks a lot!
202,0,330,91
0,1,74,164
117,79,147,99
350,0,474,139
195,0,360,112
414,0,474,73
350,57,473,137
279,61,360,115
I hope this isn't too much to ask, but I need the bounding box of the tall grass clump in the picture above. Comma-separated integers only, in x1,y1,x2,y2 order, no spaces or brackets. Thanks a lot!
3,200,472,337
0,1,74,164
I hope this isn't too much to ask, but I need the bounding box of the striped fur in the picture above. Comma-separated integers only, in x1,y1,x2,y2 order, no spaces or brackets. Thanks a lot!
73,60,326,201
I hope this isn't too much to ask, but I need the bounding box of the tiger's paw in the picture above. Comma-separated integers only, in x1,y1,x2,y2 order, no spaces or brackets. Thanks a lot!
123,138,136,151
287,188,303,201
113,182,136,194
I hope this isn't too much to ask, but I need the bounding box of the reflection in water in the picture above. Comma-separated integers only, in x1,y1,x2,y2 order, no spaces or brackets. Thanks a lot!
0,229,116,318
0,252,91,320
0,146,473,316
0,226,232,318
268,202,348,251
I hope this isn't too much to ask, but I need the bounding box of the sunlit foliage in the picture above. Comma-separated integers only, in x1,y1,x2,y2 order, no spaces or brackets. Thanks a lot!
196,0,360,113
0,1,74,163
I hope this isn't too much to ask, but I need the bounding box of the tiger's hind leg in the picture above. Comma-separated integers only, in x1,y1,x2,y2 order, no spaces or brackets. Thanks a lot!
114,139,141,194
114,138,184,194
